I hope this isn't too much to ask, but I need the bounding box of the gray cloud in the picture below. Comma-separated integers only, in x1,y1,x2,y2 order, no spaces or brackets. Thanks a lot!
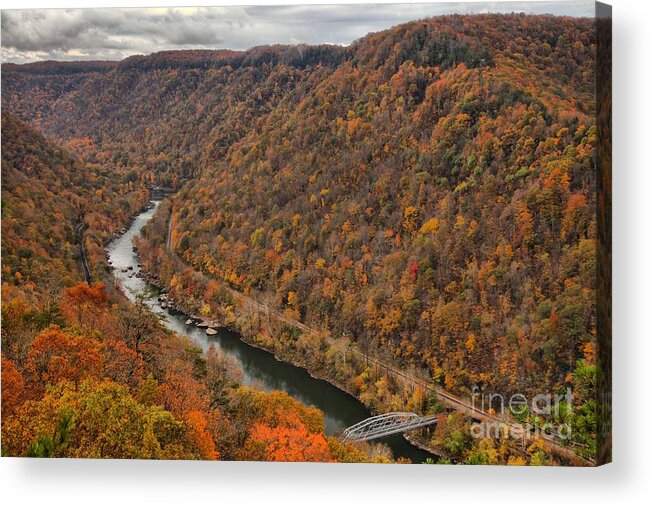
1,2,595,64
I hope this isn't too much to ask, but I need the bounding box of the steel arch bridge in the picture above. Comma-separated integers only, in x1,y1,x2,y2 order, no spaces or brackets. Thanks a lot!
342,412,439,442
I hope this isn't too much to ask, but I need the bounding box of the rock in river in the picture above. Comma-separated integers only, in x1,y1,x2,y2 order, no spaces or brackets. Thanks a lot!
206,327,218,335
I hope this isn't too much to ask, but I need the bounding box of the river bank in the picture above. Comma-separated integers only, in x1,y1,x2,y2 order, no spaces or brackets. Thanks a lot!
139,265,445,461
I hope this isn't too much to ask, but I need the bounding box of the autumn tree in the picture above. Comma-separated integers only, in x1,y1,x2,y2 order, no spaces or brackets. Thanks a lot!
24,326,104,396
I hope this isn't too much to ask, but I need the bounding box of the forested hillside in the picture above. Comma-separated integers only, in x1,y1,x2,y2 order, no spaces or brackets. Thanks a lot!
1,112,149,294
3,46,346,184
164,13,598,400
1,114,375,462
1,61,116,124
2,13,599,463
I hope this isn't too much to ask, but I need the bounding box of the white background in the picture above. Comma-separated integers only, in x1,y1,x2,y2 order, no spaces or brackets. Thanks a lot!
1,0,649,504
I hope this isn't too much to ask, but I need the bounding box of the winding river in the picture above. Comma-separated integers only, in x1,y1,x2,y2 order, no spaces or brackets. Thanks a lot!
107,198,435,463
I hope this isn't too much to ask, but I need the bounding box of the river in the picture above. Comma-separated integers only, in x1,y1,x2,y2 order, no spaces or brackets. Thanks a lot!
106,198,435,463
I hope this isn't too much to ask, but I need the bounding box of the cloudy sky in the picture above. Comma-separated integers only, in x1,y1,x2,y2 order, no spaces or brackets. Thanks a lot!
1,1,595,64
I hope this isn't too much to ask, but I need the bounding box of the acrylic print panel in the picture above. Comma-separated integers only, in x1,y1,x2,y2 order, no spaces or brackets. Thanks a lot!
0,1,611,465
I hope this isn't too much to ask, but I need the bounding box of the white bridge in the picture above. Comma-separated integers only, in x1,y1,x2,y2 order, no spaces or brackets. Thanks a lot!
342,412,439,442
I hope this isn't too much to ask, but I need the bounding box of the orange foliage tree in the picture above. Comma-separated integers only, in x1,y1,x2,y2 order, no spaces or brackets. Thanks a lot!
24,326,104,396
244,422,331,462
1,354,25,418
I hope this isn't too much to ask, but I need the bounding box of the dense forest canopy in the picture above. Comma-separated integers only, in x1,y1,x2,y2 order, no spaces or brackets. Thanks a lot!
2,13,600,463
